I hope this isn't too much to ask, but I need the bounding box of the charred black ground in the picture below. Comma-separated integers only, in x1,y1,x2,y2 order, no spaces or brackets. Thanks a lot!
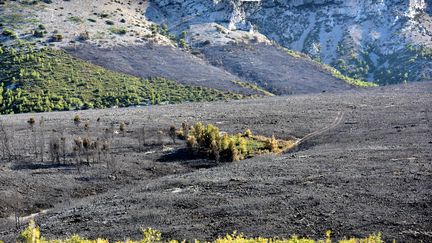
66,43,356,95
0,83,431,242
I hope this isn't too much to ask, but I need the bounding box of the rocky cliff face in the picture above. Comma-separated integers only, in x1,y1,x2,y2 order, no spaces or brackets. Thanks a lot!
148,0,432,84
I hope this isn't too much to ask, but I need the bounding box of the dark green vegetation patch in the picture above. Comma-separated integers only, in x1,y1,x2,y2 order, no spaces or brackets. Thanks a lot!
333,44,432,85
0,42,245,114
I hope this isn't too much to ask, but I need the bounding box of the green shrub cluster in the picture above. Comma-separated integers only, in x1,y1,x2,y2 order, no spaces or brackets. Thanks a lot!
373,45,432,85
277,45,377,87
332,44,432,85
321,63,377,87
150,23,176,41
150,24,191,48
108,26,127,35
68,16,84,24
184,122,295,162
2,28,17,38
0,42,245,114
50,33,63,42
230,80,274,96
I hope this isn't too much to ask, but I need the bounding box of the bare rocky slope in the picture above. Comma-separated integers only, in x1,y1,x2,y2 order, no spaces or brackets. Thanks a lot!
148,0,432,84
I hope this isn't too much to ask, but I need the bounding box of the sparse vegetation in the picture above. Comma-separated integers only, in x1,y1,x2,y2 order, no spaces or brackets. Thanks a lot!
2,28,17,38
332,43,432,85
108,26,127,35
32,29,46,38
277,45,377,87
321,64,378,87
50,33,63,42
372,45,432,85
119,121,126,136
98,12,110,18
230,80,274,96
215,25,227,34
158,23,175,41
68,16,84,24
19,220,384,243
73,115,81,126
178,38,189,49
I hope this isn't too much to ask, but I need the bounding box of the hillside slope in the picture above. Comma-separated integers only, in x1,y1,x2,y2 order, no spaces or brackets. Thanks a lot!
0,42,251,114
200,43,353,95
148,0,432,85
65,44,262,95
0,0,373,104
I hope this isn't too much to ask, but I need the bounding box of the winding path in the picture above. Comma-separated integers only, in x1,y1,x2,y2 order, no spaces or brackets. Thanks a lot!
294,111,345,146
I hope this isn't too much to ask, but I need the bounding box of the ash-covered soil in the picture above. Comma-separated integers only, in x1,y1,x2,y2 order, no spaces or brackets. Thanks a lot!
66,44,258,95
201,43,352,95
0,83,431,242
66,42,355,96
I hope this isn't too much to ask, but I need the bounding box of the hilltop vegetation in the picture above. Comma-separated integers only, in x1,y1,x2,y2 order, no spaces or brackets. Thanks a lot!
0,42,249,114
333,44,432,85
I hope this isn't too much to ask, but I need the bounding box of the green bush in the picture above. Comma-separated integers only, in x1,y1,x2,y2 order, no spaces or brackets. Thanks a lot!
68,16,84,24
2,28,17,38
178,39,189,49
73,115,81,126
33,29,45,38
50,34,63,42
108,26,127,35
183,123,296,162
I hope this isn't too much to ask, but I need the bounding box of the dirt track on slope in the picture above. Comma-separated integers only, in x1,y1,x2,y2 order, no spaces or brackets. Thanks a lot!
295,111,345,145
0,83,431,242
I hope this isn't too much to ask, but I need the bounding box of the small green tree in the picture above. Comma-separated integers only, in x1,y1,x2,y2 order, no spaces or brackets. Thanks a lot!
186,134,197,154
73,115,81,127
244,129,252,137
228,140,240,162
238,137,248,156
265,134,279,153
192,122,205,145
202,124,220,148
119,122,126,136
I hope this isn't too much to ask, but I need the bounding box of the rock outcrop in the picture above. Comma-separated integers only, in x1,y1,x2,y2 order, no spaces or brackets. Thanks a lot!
148,0,432,84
